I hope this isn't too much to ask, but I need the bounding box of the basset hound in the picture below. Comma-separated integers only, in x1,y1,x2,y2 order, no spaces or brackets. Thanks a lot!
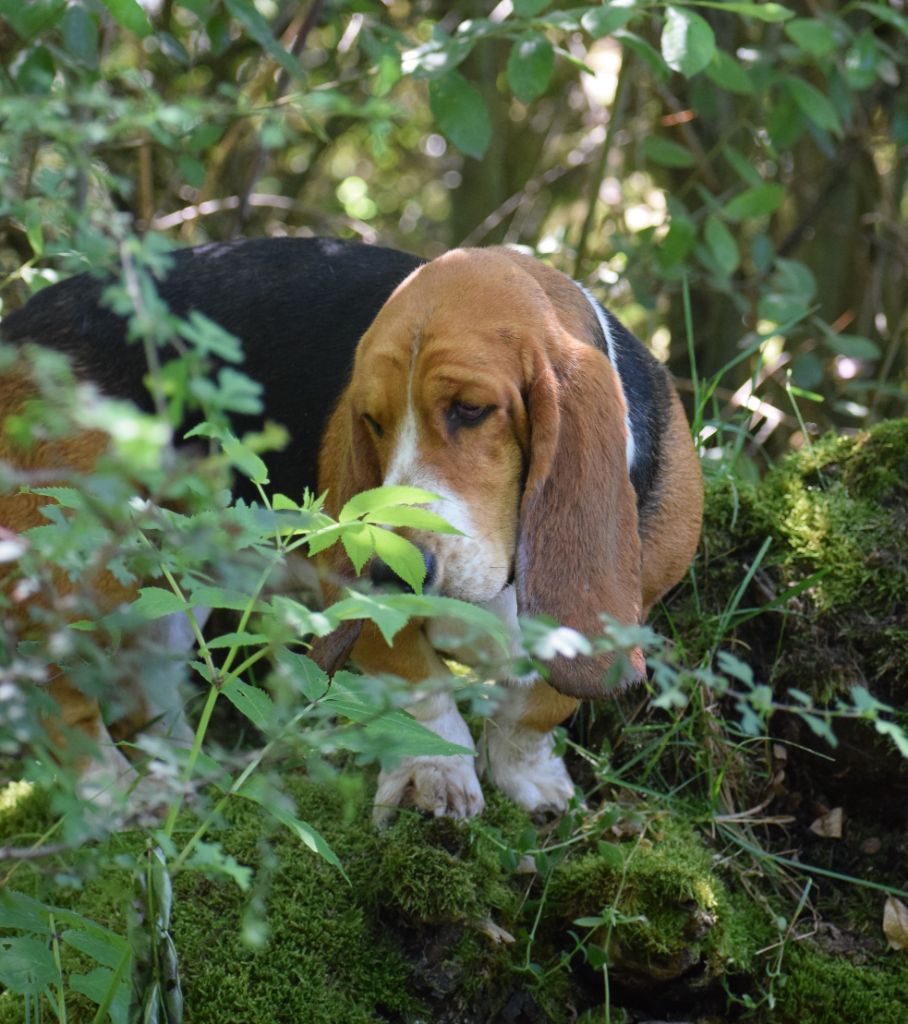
0,238,702,820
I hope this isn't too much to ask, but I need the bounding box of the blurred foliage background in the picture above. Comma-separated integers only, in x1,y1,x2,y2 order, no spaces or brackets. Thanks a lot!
1,0,907,474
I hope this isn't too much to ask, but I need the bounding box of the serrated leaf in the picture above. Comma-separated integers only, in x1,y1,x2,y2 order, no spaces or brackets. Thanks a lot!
221,679,275,730
0,936,60,994
643,136,695,168
507,33,555,103
340,486,440,522
61,929,126,969
329,592,411,645
205,631,269,649
722,183,785,221
429,70,492,159
99,0,151,37
785,76,842,135
704,215,740,275
317,671,475,761
661,6,716,78
364,506,461,533
341,523,375,575
0,892,51,934
581,3,638,39
372,528,427,594
784,17,837,57
132,587,189,620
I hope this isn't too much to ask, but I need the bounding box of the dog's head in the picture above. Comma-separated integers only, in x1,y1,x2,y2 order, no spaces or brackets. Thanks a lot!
319,247,646,696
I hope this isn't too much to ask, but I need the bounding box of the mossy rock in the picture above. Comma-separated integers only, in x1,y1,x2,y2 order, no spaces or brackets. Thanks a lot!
661,420,908,810
0,776,763,1023
690,419,908,701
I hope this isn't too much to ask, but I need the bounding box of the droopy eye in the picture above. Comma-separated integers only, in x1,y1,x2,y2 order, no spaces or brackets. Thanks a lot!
449,401,494,427
362,413,384,438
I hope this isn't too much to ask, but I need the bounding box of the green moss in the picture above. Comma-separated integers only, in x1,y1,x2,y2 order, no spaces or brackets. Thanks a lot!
545,817,755,986
768,945,908,1024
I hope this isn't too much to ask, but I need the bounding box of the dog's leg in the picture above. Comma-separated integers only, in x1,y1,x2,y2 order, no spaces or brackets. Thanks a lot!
354,620,484,827
482,679,578,817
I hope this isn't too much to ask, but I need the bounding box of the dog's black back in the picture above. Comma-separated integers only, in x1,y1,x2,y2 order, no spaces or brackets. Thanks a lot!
1,237,424,498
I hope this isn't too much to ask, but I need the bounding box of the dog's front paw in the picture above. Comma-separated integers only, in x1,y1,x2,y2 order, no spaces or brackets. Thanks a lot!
482,721,575,818
372,693,484,827
373,754,485,827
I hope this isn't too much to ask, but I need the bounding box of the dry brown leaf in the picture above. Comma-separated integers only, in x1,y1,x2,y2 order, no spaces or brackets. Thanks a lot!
883,897,908,951
809,806,843,838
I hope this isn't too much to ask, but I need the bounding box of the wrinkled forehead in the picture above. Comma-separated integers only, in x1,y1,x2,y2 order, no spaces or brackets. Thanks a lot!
353,251,551,387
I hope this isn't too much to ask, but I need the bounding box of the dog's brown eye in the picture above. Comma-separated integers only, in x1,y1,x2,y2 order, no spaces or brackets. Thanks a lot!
363,413,384,438
450,401,493,427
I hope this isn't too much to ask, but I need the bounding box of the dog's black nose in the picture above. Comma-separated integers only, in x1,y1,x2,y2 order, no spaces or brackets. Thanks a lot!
369,549,437,592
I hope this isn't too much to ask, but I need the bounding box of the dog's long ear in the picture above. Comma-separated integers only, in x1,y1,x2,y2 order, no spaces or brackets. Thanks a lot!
318,385,382,518
316,386,382,599
516,341,646,698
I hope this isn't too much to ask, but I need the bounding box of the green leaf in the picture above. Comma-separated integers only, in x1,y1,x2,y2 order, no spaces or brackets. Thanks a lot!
784,76,843,136
581,3,638,38
0,936,60,994
722,183,785,221
784,17,837,58
178,312,244,363
224,0,303,81
62,4,99,67
0,892,51,934
184,840,253,891
513,0,552,15
99,0,152,37
844,29,882,91
328,591,411,645
819,332,881,361
372,528,428,594
507,33,555,103
429,71,492,159
61,929,126,970
614,30,671,80
340,486,440,522
132,588,189,620
643,136,695,168
69,967,129,1022
704,47,754,94
0,0,65,39
205,631,269,649
363,506,461,533
319,671,476,760
704,215,740,275
341,523,376,575
686,1,792,21
724,145,763,187
661,6,716,78
221,679,275,730
863,2,908,39
240,779,348,881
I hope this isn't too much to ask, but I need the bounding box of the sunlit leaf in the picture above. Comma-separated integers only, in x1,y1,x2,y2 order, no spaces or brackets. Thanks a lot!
507,33,555,103
643,136,695,168
661,6,715,78
429,71,492,159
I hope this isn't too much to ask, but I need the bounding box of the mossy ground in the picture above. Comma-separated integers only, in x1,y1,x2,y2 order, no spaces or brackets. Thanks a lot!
3,422,908,1023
